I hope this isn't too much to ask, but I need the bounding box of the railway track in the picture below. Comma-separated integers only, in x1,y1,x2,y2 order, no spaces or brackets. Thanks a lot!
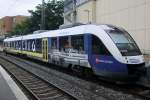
0,55,76,100
0,52,150,100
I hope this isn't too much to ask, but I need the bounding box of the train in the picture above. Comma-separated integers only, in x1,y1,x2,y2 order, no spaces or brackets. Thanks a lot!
3,24,146,83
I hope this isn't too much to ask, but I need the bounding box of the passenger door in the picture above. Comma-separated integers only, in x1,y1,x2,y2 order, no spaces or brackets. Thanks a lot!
42,38,48,62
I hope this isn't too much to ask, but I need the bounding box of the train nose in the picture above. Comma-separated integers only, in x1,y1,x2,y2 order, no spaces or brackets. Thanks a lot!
127,63,145,77
146,62,150,79
136,62,150,87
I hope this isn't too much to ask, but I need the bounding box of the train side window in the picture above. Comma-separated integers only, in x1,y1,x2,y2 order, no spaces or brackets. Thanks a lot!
8,42,10,47
14,41,16,49
35,39,42,53
92,35,110,55
12,41,14,48
22,41,25,50
10,41,12,48
29,40,32,51
59,36,69,52
5,42,7,47
71,35,84,54
25,40,27,50
51,38,57,49
10,42,12,48
18,41,21,50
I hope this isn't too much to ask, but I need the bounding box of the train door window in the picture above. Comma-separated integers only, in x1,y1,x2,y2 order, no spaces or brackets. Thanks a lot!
59,36,69,52
51,38,57,49
92,35,110,55
71,35,84,54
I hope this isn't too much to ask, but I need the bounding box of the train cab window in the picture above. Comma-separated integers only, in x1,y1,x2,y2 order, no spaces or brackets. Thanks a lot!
71,35,84,54
51,38,57,49
105,26,142,56
92,35,110,55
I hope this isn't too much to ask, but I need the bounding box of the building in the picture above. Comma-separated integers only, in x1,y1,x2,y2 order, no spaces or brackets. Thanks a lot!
0,15,27,36
64,0,150,54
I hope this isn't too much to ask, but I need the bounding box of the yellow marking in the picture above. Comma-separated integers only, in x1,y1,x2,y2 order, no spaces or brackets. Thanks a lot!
22,51,43,58
8,49,43,58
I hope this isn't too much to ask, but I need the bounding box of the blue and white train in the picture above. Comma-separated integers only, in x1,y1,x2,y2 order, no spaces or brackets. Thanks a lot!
3,24,145,82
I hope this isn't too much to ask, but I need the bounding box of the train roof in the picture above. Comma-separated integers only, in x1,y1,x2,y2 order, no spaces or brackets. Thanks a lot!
4,24,115,42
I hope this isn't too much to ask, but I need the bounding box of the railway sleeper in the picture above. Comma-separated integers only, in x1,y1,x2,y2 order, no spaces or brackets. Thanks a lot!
37,90,60,96
30,85,50,90
26,83,49,88
33,88,54,94
23,80,43,85
21,79,41,83
48,94,64,100
37,91,63,99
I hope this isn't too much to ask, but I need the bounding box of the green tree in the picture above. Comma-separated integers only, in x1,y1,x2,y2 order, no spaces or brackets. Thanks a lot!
10,0,64,36
11,18,32,36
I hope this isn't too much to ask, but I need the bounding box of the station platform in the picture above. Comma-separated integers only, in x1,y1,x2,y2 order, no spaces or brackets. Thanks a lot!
0,65,28,100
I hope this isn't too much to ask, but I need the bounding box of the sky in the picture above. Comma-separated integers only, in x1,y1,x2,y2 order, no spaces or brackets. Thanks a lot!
0,0,48,18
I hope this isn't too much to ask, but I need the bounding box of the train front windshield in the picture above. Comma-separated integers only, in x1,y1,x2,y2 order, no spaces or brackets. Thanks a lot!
105,26,141,56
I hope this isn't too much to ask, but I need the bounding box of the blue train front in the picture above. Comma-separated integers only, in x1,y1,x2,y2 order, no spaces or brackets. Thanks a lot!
85,25,145,82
